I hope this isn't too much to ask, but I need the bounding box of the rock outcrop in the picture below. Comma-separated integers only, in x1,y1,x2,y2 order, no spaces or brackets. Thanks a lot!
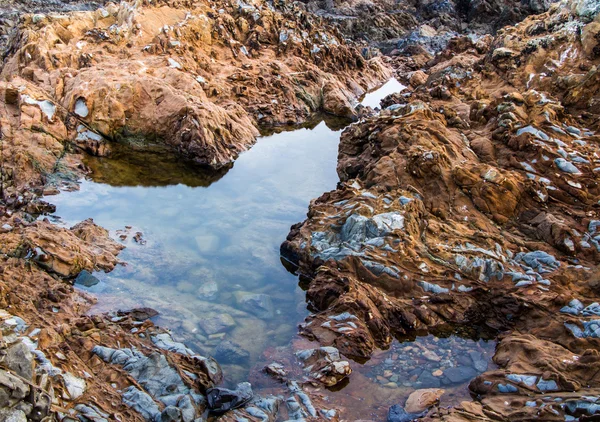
282,0,600,419
0,0,390,173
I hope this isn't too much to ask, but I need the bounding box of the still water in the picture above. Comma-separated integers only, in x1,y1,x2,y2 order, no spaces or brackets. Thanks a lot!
48,115,348,385
45,79,494,418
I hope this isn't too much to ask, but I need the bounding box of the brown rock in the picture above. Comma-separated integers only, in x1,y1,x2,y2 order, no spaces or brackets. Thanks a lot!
405,388,444,413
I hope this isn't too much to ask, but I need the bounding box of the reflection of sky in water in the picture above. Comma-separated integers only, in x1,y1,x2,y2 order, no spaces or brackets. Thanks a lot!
48,120,344,384
360,78,406,109
46,80,412,388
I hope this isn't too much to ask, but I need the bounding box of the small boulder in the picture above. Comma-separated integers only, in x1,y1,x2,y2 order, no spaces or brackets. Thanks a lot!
206,382,253,414
404,388,444,413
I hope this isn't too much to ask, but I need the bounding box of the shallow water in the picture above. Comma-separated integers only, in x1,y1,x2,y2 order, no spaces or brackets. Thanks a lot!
360,77,406,108
46,79,493,414
48,115,349,385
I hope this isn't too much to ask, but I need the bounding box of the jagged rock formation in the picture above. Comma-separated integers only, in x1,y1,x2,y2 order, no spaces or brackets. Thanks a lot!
0,0,389,175
299,0,554,54
282,0,600,419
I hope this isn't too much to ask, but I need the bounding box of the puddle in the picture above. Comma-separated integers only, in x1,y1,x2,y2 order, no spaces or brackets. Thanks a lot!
43,79,493,415
360,78,406,109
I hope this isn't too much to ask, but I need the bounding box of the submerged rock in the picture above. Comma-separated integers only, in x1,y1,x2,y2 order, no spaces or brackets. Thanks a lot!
206,382,253,414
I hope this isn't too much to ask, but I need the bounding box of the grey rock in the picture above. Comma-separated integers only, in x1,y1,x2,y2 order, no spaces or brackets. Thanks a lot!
537,378,559,392
2,342,33,381
93,346,199,420
74,270,100,287
160,406,182,422
469,351,488,372
497,383,518,393
123,386,161,421
0,370,29,405
416,371,441,388
198,313,235,335
74,404,110,422
506,374,537,387
387,404,422,422
214,340,250,364
443,366,477,384
583,302,600,317
561,298,585,315
197,280,219,299
554,158,580,174
515,250,560,272
206,382,253,414
0,409,27,422
152,333,194,356
234,292,274,318
62,372,86,400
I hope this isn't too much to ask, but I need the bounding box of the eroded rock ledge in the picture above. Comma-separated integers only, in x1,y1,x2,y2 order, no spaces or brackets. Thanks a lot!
282,0,600,419
1,0,390,174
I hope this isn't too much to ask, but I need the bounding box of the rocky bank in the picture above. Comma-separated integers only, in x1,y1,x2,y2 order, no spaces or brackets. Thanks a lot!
1,0,599,420
282,0,600,419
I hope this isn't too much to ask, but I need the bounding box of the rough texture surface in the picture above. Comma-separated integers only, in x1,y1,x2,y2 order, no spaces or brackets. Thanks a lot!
282,0,600,419
0,0,390,171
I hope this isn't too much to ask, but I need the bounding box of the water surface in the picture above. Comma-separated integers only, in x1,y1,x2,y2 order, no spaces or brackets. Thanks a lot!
46,80,493,415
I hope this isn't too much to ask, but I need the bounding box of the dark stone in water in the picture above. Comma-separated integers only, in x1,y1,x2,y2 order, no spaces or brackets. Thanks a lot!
74,270,99,287
214,340,250,364
122,307,159,321
387,404,423,422
206,382,253,414
417,371,441,388
443,366,477,383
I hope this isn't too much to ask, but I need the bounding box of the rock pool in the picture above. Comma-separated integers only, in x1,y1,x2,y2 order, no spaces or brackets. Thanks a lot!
44,79,494,418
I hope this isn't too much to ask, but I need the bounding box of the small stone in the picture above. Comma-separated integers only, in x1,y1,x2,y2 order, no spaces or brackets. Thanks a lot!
74,270,99,288
432,369,443,377
198,314,235,335
404,388,444,413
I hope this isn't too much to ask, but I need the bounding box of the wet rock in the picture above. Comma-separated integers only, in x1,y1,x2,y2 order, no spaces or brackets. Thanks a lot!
74,270,100,287
198,314,236,335
234,292,275,318
404,388,444,413
387,404,423,422
206,382,253,414
443,366,478,384
125,308,159,321
197,280,219,300
264,362,287,379
295,346,351,387
214,340,250,364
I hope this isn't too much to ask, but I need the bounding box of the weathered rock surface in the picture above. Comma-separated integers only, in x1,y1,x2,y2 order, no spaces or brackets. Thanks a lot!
283,0,600,419
0,0,390,176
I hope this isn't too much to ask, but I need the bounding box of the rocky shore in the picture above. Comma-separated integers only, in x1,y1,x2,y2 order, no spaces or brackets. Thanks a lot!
1,0,599,420
282,0,600,419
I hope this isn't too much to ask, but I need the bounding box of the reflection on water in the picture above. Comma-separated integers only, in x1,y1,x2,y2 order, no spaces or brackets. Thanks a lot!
44,80,493,415
85,144,231,187
360,78,406,109
48,116,344,385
